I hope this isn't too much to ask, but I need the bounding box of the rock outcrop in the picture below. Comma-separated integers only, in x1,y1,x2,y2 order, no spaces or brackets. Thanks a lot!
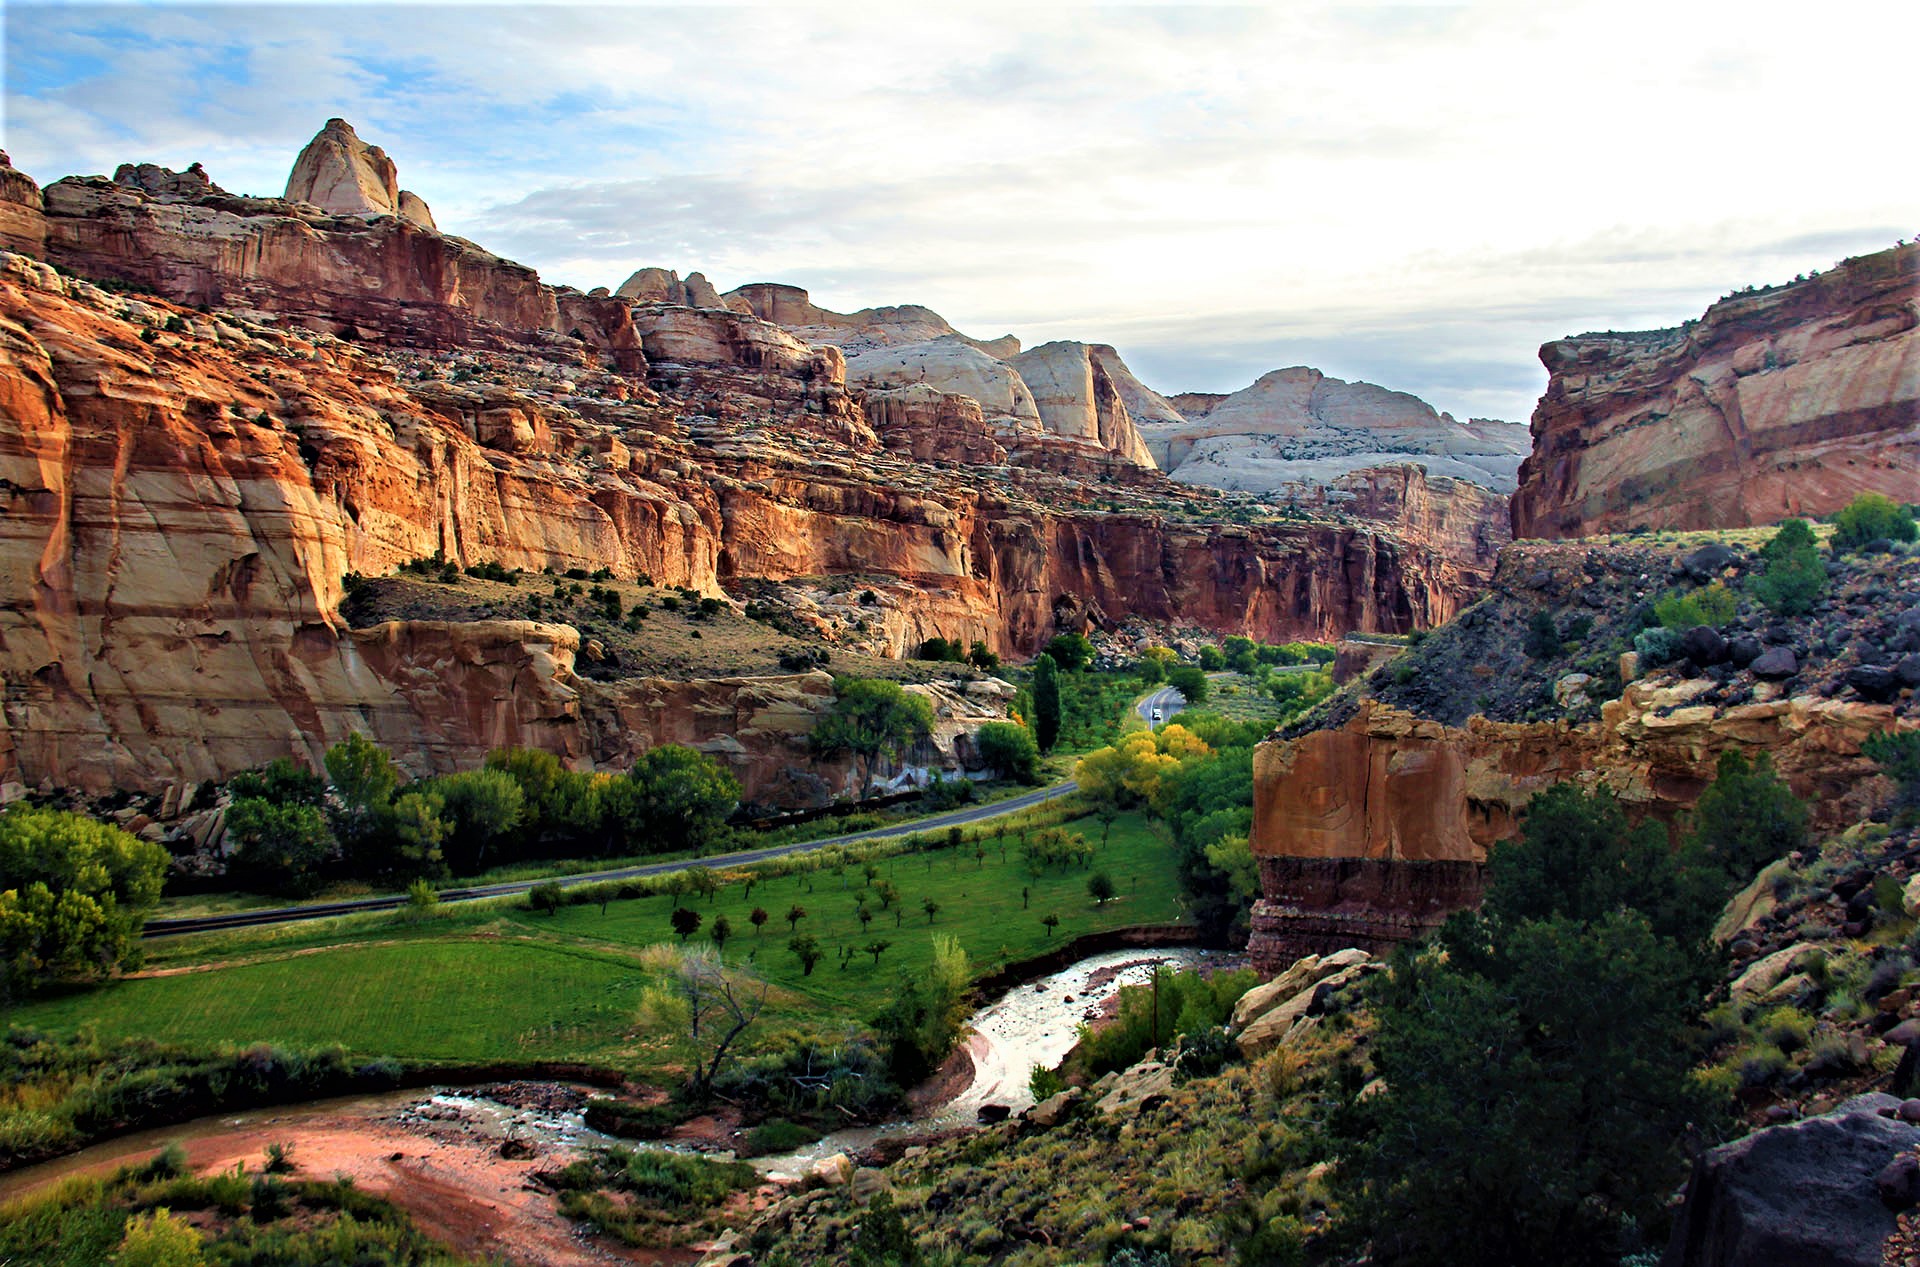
1006,341,1160,469
1248,687,1903,969
1138,366,1529,494
0,152,44,258
615,267,725,309
284,118,436,227
843,336,1042,433
1511,242,1919,538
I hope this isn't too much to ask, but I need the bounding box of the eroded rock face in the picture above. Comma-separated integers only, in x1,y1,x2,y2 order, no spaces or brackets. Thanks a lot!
844,336,1042,433
861,384,1009,465
1512,242,1919,538
0,249,1486,800
1007,341,1160,468
616,267,724,309
0,152,44,258
40,175,637,362
1247,691,1905,970
1139,365,1529,493
284,118,435,228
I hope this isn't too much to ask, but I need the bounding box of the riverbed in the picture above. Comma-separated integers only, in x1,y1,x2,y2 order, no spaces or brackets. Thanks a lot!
0,945,1240,1259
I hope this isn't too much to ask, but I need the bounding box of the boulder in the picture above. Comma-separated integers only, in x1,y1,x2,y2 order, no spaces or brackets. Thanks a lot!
1094,1060,1174,1116
1682,626,1730,666
1848,666,1900,702
809,1153,854,1187
1681,544,1739,582
1749,647,1799,680
1024,1087,1083,1128
1663,1093,1920,1267
1897,655,1920,688
1231,949,1370,1029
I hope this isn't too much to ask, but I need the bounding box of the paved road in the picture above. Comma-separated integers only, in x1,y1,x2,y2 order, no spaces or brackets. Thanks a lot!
144,779,1081,939
1136,684,1188,725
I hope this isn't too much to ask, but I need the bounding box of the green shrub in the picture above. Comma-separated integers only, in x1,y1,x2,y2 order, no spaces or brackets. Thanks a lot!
1632,626,1683,667
1832,493,1917,551
1654,581,1738,629
1751,518,1826,615
740,1118,822,1157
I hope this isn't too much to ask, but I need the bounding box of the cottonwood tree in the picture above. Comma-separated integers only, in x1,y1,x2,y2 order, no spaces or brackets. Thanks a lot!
809,678,935,795
0,807,169,1002
642,948,768,1100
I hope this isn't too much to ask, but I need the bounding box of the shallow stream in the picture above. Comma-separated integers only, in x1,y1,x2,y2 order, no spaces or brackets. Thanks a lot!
0,946,1241,1202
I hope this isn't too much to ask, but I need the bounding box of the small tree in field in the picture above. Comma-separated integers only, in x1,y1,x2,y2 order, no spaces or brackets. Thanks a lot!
789,933,823,976
709,914,733,951
863,939,893,966
1088,872,1116,905
922,897,941,924
786,903,807,932
671,906,703,942
1042,913,1060,938
749,906,770,936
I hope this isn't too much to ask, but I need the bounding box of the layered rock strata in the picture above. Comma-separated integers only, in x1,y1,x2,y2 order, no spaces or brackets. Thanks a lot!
37,164,641,365
0,246,1482,800
0,152,43,258
1511,242,1919,538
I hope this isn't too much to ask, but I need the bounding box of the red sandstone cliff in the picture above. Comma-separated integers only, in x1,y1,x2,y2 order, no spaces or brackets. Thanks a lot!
1511,243,1919,538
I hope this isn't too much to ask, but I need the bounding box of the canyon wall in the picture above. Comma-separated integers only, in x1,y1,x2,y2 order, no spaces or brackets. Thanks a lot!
1511,242,1919,538
0,247,1479,800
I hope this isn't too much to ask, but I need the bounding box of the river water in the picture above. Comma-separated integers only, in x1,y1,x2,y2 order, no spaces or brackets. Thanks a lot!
0,946,1239,1202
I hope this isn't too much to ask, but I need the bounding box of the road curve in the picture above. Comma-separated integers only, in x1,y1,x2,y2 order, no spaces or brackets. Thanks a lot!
144,779,1082,939
1135,684,1187,725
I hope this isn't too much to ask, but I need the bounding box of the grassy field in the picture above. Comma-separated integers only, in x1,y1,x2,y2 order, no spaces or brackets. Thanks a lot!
11,813,1186,1068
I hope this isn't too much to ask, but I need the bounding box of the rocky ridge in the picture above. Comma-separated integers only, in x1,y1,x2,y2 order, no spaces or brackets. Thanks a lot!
1511,242,1919,538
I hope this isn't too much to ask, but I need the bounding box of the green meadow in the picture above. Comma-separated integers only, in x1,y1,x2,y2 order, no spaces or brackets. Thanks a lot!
10,813,1186,1070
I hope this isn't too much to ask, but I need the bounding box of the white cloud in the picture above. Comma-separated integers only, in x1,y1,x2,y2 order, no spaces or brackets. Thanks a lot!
7,0,1917,422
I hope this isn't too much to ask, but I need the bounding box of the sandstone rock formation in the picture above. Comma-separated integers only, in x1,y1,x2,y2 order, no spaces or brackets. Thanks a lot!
1006,341,1160,468
615,267,725,309
0,124,1511,807
723,282,1019,357
284,118,436,228
0,244,1486,803
1247,685,1904,969
39,170,638,363
1138,366,1530,494
1512,242,1919,538
0,152,44,258
843,336,1042,433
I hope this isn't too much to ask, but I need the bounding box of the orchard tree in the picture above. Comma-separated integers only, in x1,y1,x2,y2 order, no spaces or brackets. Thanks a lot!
788,933,824,976
671,906,704,942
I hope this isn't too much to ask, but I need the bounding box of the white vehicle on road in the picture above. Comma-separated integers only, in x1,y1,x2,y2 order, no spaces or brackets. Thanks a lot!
1151,707,1163,724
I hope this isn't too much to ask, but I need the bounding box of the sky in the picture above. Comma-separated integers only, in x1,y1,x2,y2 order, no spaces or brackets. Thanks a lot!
6,1,1916,423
